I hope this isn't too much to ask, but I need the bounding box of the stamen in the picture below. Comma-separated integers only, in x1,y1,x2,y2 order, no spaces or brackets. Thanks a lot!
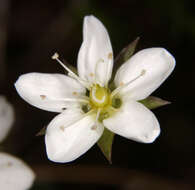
90,73,94,77
51,52,90,89
66,98,89,103
7,162,13,167
91,108,101,130
91,125,97,130
62,97,89,104
108,52,113,60
57,109,96,131
94,58,105,87
140,69,146,76
40,95,46,99
94,56,113,88
72,92,78,96
49,96,89,104
96,109,101,122
111,69,146,98
60,126,65,132
52,52,59,60
105,56,113,87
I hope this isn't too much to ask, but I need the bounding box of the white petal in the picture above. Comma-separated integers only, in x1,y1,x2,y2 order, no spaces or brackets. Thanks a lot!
114,48,175,100
45,109,104,163
15,73,86,112
103,100,160,143
0,152,35,190
0,96,14,143
77,15,113,86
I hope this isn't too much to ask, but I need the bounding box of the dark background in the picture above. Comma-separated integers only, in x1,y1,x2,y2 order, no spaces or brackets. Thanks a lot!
0,0,195,189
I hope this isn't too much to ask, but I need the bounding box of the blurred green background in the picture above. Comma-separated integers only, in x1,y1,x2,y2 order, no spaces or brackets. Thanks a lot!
1,0,195,189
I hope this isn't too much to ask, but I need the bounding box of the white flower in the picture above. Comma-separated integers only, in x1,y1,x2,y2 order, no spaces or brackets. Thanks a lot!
15,15,175,163
0,96,14,143
0,95,35,190
0,152,35,190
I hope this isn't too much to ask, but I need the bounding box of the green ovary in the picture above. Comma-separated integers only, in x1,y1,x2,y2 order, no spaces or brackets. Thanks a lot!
86,84,122,122
89,84,110,108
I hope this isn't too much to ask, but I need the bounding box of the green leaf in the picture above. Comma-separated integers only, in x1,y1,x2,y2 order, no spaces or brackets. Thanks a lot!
36,126,46,136
97,128,115,164
139,96,171,110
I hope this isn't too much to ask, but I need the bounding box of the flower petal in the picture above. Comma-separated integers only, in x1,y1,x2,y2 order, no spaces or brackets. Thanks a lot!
0,152,35,190
77,15,113,86
45,109,104,163
103,100,160,143
0,96,14,143
114,48,175,100
15,73,86,112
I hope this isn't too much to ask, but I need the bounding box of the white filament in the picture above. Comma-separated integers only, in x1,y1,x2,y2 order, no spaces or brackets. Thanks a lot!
52,53,90,89
111,69,146,98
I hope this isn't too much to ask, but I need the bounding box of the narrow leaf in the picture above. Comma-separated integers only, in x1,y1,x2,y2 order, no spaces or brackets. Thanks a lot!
97,128,115,164
139,96,171,110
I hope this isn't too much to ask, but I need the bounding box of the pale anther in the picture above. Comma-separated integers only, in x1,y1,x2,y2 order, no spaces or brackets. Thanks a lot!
7,162,13,167
141,69,146,76
91,125,97,130
119,82,124,86
52,52,59,60
108,52,113,59
60,126,65,131
90,73,94,77
72,92,78,96
40,95,46,99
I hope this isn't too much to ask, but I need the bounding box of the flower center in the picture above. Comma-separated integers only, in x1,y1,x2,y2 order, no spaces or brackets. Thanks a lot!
89,85,110,108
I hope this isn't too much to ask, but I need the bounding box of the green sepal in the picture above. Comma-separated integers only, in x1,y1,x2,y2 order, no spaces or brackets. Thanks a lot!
114,37,140,70
97,128,115,164
36,126,46,136
101,38,140,163
109,37,140,90
139,96,171,110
